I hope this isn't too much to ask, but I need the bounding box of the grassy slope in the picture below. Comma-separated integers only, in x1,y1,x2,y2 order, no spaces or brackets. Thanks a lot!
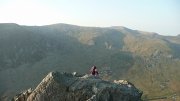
0,23,179,100
122,33,180,99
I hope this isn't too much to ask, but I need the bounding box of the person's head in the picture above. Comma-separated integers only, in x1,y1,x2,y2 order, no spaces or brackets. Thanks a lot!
93,66,96,69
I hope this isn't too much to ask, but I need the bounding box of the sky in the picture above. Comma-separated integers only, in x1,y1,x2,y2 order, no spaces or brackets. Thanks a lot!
0,0,179,36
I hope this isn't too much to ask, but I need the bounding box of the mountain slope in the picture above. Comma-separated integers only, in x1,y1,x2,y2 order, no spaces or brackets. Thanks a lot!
0,23,179,101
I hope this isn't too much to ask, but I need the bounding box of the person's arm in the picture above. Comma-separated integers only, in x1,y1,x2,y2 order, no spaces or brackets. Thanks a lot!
95,69,98,75
90,67,93,74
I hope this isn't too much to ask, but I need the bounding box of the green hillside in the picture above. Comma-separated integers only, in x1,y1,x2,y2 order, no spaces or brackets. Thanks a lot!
0,23,179,101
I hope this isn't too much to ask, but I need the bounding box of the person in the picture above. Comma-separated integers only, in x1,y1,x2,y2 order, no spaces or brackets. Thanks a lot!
90,66,98,76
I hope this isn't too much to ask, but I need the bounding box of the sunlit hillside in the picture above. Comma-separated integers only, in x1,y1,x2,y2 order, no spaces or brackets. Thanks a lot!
0,23,179,101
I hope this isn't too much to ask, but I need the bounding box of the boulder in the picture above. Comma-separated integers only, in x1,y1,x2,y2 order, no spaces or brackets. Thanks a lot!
13,72,142,101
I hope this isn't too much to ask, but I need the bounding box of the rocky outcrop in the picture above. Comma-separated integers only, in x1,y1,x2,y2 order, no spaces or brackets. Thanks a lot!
13,72,142,101
12,88,33,101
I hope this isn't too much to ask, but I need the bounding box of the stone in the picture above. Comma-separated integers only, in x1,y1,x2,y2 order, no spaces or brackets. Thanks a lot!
13,72,142,101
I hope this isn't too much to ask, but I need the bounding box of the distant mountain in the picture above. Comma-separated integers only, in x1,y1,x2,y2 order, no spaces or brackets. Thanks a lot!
0,23,179,101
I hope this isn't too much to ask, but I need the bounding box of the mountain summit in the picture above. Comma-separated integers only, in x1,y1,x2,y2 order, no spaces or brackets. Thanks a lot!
13,72,142,101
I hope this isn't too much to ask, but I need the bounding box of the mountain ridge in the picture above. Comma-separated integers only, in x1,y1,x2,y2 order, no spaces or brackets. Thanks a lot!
0,23,179,101
1,23,179,36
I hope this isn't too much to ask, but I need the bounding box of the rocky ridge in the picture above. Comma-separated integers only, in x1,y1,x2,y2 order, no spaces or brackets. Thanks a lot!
13,72,142,101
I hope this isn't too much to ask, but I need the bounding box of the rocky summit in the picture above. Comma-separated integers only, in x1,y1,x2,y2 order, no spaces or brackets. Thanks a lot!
13,72,142,101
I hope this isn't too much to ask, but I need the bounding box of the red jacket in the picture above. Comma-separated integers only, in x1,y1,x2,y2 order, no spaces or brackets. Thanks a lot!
90,66,98,76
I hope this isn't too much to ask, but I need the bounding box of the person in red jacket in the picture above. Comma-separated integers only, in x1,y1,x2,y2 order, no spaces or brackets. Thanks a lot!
90,66,98,76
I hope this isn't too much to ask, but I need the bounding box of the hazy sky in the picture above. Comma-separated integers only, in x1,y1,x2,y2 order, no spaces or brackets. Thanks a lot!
0,0,179,36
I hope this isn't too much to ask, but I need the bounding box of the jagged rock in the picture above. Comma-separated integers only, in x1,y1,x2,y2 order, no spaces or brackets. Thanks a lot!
114,80,129,85
13,72,142,101
114,80,135,88
12,88,33,101
72,72,85,77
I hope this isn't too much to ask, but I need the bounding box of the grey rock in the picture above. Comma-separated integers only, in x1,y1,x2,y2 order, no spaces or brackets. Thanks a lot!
12,88,33,101
13,72,142,101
